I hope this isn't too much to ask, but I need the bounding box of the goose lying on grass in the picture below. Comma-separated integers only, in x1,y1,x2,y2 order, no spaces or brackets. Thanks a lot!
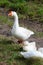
8,11,34,43
23,41,36,46
20,50,43,58
23,41,37,51
20,41,43,58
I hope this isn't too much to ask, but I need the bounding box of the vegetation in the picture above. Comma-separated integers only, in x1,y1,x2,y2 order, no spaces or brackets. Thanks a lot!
0,15,13,27
0,35,43,65
0,0,43,22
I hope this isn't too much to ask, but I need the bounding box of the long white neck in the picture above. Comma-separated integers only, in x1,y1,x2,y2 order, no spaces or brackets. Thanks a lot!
13,13,19,29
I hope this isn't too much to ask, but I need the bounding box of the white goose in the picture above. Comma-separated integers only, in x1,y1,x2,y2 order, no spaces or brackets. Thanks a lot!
20,51,43,58
8,11,34,43
23,41,37,51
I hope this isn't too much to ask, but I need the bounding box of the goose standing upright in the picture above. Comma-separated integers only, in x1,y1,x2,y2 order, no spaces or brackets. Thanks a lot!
8,11,34,43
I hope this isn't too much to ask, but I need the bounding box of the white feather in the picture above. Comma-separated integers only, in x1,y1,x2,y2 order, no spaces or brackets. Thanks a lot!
20,51,43,58
23,41,37,51
11,11,34,40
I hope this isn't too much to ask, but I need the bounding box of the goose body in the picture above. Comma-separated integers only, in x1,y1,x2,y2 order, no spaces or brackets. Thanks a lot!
38,48,43,54
20,51,43,58
8,11,34,42
23,45,36,51
11,26,34,40
23,41,37,51
23,41,36,46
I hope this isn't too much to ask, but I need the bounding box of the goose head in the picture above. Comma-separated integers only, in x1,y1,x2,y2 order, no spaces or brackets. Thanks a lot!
8,11,17,17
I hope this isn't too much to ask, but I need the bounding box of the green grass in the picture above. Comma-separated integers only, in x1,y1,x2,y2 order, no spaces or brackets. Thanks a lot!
0,15,13,27
0,1,43,22
0,35,43,65
35,32,43,38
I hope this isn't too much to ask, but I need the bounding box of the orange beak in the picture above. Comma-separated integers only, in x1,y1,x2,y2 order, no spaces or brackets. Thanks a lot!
8,11,12,16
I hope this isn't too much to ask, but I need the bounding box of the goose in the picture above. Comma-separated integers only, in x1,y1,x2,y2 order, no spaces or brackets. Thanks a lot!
8,11,34,43
20,51,43,58
23,41,36,46
23,41,37,51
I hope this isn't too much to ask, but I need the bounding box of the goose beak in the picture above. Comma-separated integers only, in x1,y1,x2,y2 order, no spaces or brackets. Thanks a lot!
8,11,12,16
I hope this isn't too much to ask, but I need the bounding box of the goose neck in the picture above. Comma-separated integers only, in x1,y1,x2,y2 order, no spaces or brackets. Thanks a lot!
13,14,19,28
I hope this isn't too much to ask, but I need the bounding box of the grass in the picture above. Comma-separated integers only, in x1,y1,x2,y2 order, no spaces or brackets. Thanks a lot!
35,32,43,38
0,1,43,22
0,15,13,27
0,35,43,65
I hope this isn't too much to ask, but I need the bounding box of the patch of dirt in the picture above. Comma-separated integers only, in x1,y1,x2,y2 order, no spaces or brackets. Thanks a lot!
20,19,43,32
0,62,7,65
0,24,11,36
